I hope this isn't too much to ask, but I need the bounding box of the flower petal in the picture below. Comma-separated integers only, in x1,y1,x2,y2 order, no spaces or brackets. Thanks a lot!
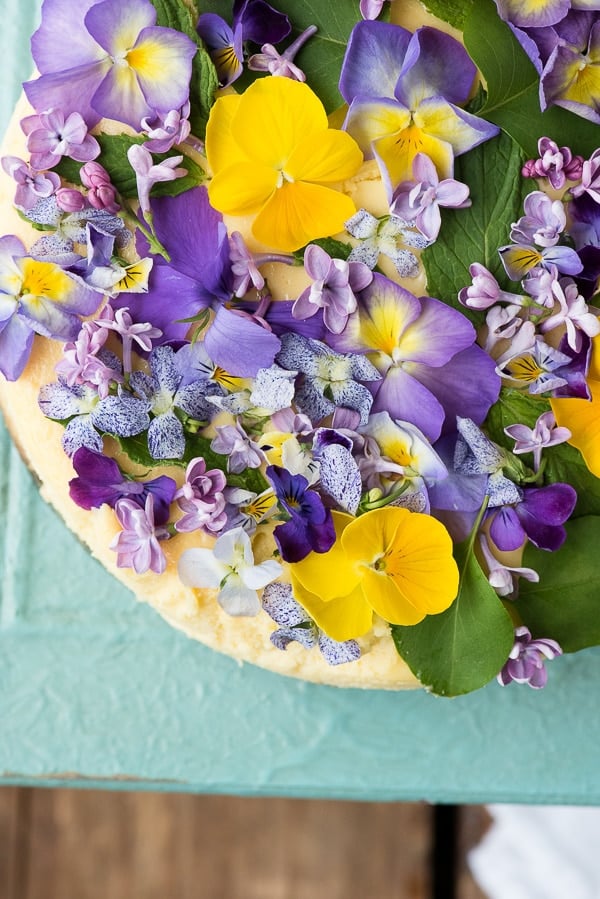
290,574,373,641
208,161,278,216
286,128,362,184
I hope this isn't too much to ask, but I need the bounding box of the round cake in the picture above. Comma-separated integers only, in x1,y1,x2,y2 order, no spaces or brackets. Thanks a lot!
1,0,599,696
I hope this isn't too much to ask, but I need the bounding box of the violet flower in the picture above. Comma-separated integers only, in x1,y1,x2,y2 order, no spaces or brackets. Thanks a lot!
141,102,191,154
69,446,176,524
489,482,577,553
127,144,186,215
478,533,539,598
110,494,169,576
267,465,336,563
197,1,291,87
55,317,121,399
497,626,562,689
522,137,583,190
210,422,265,474
458,263,524,310
390,153,471,242
21,108,100,170
248,26,317,81
292,244,373,333
571,147,600,204
510,191,566,248
174,457,227,534
360,0,390,20
99,306,162,374
1,156,60,211
540,277,600,352
262,582,361,666
504,411,571,472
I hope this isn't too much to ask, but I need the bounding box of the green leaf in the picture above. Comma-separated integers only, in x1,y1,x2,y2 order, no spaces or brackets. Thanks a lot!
421,0,474,30
116,432,267,494
293,237,353,263
55,134,206,199
200,0,362,112
150,0,198,33
463,0,600,158
519,516,600,652
421,128,529,322
391,521,514,696
484,388,600,518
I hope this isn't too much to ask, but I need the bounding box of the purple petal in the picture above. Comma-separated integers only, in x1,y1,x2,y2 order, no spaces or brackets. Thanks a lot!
273,516,314,563
92,393,150,437
370,366,445,442
24,61,110,128
0,314,34,381
339,20,412,103
235,0,291,44
489,506,526,552
62,415,104,456
395,27,476,107
517,484,577,549
203,306,281,378
91,65,151,131
113,265,205,345
542,245,583,275
318,443,362,514
147,410,185,459
318,634,361,665
69,446,124,509
397,295,475,366
262,582,307,627
30,0,104,71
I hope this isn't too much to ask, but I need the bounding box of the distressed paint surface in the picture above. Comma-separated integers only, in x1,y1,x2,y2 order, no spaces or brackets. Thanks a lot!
0,0,599,803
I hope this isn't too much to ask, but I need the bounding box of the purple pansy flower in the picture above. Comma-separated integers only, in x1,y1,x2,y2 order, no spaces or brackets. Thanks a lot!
129,345,224,460
110,494,169,575
488,482,577,553
69,446,176,523
267,465,336,563
498,626,562,689
197,0,291,87
262,582,361,666
25,0,197,130
292,244,373,334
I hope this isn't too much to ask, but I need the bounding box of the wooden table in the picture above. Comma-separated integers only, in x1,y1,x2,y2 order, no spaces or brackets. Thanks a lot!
1,0,599,805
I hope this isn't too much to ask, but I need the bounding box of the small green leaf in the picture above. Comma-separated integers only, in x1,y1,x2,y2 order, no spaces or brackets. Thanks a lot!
421,128,529,322
421,0,474,30
293,237,354,263
55,134,206,199
391,522,514,696
463,0,600,158
519,516,600,652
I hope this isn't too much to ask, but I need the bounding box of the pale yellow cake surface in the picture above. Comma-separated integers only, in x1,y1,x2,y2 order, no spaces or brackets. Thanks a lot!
0,1,456,689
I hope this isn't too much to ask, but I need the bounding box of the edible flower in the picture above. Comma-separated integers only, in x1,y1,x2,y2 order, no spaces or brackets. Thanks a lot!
110,494,169,575
497,626,562,689
289,507,459,641
178,527,283,617
205,76,363,252
267,464,336,562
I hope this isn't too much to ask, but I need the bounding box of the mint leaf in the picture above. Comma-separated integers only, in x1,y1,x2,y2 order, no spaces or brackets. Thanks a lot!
391,523,514,696
484,388,600,518
55,134,205,199
463,0,600,157
519,516,600,652
150,0,198,33
421,129,529,322
421,0,474,29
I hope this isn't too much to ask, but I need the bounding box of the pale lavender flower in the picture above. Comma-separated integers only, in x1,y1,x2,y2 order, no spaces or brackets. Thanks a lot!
141,102,191,153
459,263,524,310
345,209,420,277
99,306,162,374
248,26,317,81
478,534,539,598
484,304,529,353
522,137,583,190
110,494,169,575
510,191,566,248
127,144,186,214
292,244,373,333
390,153,470,242
262,582,360,665
21,108,99,170
250,364,297,412
360,0,389,19
504,410,571,472
540,278,600,352
497,626,562,689
1,156,60,210
80,161,120,214
571,148,600,204
55,318,121,399
229,231,265,297
211,422,265,474
174,457,227,534
522,264,559,309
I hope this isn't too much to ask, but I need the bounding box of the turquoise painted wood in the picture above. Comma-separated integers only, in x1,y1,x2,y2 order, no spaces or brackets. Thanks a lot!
1,0,599,803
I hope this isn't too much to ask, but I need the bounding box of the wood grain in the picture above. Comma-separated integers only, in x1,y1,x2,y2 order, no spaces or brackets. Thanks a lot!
3,789,433,899
457,806,491,899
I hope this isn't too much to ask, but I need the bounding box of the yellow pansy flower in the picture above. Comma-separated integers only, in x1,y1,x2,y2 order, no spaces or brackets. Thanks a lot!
205,77,363,252
289,507,459,642
551,336,600,476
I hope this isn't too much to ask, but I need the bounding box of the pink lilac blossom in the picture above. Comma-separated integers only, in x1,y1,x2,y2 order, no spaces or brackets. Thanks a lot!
459,263,525,310
174,457,227,534
141,102,191,153
229,231,266,297
80,161,120,214
126,145,186,214
390,153,471,242
360,0,389,19
497,626,562,689
522,264,559,309
110,494,169,575
540,278,600,352
1,156,60,210
55,188,87,213
522,137,583,190
55,318,120,399
504,411,571,472
292,244,373,333
21,108,100,170
248,25,317,81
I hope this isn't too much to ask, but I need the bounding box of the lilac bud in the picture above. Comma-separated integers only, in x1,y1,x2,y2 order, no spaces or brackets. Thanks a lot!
80,161,120,213
55,187,87,212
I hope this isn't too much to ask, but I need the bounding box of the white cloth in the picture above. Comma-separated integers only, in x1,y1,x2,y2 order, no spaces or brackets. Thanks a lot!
468,805,600,899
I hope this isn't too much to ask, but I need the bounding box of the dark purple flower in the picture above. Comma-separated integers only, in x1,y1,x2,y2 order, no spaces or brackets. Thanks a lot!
69,446,176,524
498,626,562,689
267,465,336,563
489,482,577,552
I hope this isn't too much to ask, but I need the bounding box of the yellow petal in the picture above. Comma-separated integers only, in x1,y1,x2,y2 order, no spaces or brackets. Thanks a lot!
414,99,486,155
289,511,360,601
286,128,362,184
205,93,245,175
232,76,328,169
360,567,426,625
373,126,454,187
551,377,600,477
252,181,356,253
208,162,278,216
344,100,412,156
290,573,373,641
19,258,77,304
